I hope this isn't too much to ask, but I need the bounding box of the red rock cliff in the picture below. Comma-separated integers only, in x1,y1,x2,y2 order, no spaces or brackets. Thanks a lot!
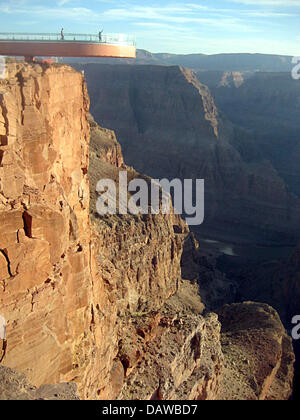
0,63,93,392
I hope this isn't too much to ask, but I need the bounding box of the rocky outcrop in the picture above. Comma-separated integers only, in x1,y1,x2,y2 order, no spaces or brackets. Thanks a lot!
181,232,237,311
89,113,124,168
0,62,295,400
0,62,213,400
216,302,295,400
79,63,300,245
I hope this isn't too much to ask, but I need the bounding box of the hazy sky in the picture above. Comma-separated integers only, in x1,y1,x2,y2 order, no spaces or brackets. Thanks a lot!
0,0,299,55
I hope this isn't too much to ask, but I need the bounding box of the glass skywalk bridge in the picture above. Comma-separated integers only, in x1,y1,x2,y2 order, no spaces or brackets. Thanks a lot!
0,32,136,59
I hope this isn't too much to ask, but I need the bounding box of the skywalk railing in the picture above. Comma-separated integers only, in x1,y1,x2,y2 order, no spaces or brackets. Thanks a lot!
0,33,136,47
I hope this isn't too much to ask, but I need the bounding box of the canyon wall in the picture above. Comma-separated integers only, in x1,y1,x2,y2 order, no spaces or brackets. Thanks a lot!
76,63,300,245
0,63,295,400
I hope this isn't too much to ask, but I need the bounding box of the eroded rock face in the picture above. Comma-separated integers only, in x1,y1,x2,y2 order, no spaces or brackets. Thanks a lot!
0,63,295,400
0,62,93,391
87,114,295,401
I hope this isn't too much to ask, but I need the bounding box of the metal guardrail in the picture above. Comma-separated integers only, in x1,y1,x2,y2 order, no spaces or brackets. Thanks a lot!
0,32,136,47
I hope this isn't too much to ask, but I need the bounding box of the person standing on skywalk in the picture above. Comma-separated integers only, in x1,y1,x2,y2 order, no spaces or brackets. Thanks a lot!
0,315,7,363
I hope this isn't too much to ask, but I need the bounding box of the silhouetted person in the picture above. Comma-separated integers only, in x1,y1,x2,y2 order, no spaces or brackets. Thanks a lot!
0,315,7,363
61,28,64,41
99,30,103,42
